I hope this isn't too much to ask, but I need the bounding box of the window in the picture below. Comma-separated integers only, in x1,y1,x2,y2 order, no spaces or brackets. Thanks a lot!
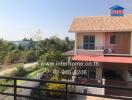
83,35,95,49
110,34,117,44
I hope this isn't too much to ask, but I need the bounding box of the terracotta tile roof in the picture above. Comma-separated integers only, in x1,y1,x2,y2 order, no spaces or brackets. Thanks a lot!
69,14,132,32
72,54,132,64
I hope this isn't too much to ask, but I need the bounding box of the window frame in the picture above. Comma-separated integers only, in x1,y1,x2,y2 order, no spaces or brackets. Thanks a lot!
83,35,95,50
109,34,117,44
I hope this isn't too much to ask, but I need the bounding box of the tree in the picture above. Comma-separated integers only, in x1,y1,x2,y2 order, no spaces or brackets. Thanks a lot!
17,44,24,50
30,29,44,57
0,36,74,65
4,49,21,64
25,49,37,62
22,37,28,41
31,29,43,41
38,51,67,67
0,39,16,64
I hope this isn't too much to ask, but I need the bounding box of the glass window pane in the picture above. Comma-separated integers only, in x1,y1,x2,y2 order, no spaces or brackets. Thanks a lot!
83,35,95,49
110,34,116,44
90,36,95,43
83,44,88,49
89,44,95,49
84,36,89,43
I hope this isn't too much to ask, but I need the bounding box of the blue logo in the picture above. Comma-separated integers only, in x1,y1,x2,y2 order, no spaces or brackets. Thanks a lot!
110,5,124,16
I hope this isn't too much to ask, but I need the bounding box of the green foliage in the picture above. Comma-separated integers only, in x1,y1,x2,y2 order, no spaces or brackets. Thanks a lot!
0,39,14,64
0,36,74,65
50,74,61,81
26,67,47,78
0,79,13,92
4,49,21,64
47,75,65,97
22,49,37,63
0,63,38,92
0,39,37,65
14,63,37,77
4,49,37,64
37,36,74,54
39,51,67,62
47,83,65,96
38,51,67,67
15,63,27,76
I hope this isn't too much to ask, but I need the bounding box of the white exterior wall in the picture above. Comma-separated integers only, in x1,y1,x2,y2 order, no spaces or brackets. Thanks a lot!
130,32,132,55
75,86,104,95
122,70,132,82
76,32,104,49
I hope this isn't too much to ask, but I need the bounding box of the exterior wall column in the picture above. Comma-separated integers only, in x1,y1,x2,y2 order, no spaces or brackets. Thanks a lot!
72,66,76,82
96,67,102,81
130,32,132,55
96,66,105,95
122,69,128,81
74,33,77,55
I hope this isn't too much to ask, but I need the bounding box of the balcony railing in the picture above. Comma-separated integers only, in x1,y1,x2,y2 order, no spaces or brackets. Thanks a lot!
77,45,104,50
0,76,132,100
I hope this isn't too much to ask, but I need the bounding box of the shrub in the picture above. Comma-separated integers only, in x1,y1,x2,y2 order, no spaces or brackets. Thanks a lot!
4,49,21,64
15,63,27,76
0,79,13,92
38,51,67,67
46,75,65,97
19,49,37,63
47,83,65,96
50,74,61,81
25,49,37,62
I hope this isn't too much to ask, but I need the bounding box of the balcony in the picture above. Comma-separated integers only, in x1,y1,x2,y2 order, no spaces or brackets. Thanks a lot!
0,76,132,100
77,45,104,50
64,44,131,56
76,45,104,56
64,46,104,56
76,44,131,56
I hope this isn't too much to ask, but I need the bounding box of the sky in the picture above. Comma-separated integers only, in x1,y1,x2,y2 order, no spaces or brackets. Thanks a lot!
0,0,131,41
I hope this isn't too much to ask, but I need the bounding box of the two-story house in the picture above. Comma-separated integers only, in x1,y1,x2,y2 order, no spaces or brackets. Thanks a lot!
65,5,132,96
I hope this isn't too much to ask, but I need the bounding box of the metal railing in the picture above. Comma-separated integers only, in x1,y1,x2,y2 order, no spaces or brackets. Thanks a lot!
77,45,104,50
0,76,132,100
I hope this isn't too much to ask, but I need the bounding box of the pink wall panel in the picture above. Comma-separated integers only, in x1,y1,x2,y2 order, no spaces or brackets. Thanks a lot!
104,32,130,54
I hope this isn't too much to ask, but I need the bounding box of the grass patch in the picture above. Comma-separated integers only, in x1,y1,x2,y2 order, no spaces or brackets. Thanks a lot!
26,67,47,78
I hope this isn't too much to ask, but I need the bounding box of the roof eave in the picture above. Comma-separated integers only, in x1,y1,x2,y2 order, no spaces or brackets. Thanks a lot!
68,30,132,33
